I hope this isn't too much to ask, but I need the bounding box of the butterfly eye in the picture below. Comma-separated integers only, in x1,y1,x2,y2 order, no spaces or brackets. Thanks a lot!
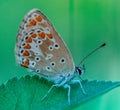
50,62,56,67
35,57,40,62
46,66,52,72
32,62,36,66
60,57,66,64
29,31,34,35
37,40,42,45
36,69,41,73
29,61,36,68
54,43,59,49
20,49,24,54
25,32,28,35
22,57,25,61
24,36,28,40
22,42,26,46
20,57,25,64
36,30,41,33
48,45,53,51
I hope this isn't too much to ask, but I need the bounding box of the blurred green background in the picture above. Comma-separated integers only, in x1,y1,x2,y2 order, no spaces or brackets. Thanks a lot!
0,0,120,110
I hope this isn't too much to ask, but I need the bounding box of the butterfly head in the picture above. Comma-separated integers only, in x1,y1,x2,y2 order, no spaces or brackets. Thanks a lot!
75,65,85,76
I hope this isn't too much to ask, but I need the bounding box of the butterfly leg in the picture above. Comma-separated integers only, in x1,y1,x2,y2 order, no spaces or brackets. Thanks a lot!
41,84,58,101
70,79,86,95
64,84,71,105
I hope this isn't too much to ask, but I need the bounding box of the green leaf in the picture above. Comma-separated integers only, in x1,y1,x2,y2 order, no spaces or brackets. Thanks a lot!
0,75,120,110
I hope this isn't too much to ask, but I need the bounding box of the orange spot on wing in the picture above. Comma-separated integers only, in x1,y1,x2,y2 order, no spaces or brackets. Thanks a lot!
36,15,42,22
28,19,36,27
26,37,32,43
38,32,45,39
23,44,31,49
46,33,53,39
22,59,29,67
30,33,37,38
22,50,29,56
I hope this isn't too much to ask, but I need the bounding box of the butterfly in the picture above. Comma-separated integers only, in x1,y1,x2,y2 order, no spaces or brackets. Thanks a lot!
15,8,106,104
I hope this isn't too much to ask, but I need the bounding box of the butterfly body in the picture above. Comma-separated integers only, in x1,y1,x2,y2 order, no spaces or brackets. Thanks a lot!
15,9,85,104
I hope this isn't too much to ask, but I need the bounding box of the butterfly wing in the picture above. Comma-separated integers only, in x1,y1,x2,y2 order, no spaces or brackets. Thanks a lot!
15,9,75,83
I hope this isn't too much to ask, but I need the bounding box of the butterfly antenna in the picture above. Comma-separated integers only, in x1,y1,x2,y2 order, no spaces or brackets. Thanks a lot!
78,43,106,66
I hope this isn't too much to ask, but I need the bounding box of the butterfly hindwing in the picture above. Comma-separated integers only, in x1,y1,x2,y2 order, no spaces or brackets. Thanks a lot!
15,9,75,82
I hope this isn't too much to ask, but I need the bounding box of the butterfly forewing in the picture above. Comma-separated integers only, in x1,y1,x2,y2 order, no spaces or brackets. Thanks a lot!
15,9,75,82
